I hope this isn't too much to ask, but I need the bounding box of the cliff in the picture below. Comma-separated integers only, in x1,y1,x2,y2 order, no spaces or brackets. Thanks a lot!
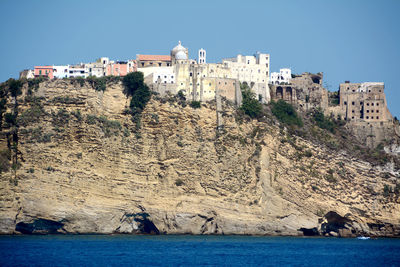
0,79,399,237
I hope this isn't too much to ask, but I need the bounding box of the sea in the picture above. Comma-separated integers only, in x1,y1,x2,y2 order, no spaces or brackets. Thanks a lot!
0,235,399,266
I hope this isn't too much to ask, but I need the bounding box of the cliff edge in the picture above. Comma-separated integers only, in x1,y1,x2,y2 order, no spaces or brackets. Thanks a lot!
0,79,399,237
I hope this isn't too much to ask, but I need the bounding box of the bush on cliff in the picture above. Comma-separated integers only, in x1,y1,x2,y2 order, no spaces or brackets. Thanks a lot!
271,99,303,127
240,83,262,118
313,108,336,133
122,72,151,112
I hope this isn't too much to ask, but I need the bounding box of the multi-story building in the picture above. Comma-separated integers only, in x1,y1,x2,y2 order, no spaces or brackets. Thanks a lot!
34,66,54,79
139,41,268,105
339,82,391,122
68,64,87,78
53,65,69,79
270,68,291,85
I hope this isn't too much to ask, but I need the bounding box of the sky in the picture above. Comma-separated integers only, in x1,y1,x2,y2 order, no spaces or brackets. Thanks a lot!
0,0,399,116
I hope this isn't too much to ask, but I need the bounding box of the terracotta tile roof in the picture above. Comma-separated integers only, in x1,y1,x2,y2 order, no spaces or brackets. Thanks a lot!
137,55,171,61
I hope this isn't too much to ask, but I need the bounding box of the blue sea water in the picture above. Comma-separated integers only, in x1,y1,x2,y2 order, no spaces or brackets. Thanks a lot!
0,235,399,266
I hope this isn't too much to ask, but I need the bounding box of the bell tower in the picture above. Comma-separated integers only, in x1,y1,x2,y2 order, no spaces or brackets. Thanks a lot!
198,48,206,64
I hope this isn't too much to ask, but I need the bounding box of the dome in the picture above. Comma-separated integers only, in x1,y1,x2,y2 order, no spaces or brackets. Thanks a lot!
175,50,188,60
171,41,186,57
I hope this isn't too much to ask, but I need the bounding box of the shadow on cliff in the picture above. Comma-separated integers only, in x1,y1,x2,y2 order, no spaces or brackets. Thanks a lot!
15,218,65,234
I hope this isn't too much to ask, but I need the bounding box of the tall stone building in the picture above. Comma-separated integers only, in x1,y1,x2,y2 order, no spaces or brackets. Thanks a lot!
338,82,391,122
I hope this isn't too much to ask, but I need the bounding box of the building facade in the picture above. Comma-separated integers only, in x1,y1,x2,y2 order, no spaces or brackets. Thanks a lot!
34,66,54,79
270,68,291,85
339,82,391,122
136,54,172,68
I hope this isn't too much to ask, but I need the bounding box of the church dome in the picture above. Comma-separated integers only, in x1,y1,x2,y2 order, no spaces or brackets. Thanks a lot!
171,41,187,58
175,50,188,60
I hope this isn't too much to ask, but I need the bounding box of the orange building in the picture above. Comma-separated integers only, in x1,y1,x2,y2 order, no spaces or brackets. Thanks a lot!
136,55,171,68
34,66,54,79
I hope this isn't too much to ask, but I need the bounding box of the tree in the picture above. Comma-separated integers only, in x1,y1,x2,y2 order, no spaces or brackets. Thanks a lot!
123,72,145,97
240,83,262,118
271,99,303,127
8,79,23,99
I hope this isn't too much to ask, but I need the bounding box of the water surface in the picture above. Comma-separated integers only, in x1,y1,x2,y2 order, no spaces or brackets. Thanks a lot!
0,235,399,266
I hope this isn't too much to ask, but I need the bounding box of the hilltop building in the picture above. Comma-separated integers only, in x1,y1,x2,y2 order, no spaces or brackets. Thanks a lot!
139,41,270,105
19,69,34,79
270,68,291,85
32,58,137,79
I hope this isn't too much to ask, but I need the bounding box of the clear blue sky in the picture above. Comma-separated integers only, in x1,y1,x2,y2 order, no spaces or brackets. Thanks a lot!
1,0,399,117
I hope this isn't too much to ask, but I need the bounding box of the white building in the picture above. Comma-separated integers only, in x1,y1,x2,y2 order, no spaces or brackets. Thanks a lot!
137,66,175,84
68,64,87,78
53,65,69,79
270,68,291,85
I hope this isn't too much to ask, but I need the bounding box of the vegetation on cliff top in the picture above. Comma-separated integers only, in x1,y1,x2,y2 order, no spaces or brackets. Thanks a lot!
240,83,262,118
271,99,303,127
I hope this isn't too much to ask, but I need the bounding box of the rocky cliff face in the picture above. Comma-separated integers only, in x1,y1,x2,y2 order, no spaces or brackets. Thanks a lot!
0,79,399,237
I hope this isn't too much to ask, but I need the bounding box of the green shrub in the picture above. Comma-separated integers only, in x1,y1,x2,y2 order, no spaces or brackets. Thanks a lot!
271,99,303,126
18,102,45,126
0,149,11,173
189,101,201,109
240,83,262,118
4,113,17,126
313,108,336,133
175,179,184,186
71,110,82,121
383,184,391,197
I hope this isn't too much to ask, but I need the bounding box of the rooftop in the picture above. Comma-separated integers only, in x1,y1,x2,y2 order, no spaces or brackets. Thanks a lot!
137,55,171,61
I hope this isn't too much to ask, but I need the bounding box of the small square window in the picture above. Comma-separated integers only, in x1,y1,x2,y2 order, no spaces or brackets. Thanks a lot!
366,116,369,119
371,103,374,106
352,101,355,105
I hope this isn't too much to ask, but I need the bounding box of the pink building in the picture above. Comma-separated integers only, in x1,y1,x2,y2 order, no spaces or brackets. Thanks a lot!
106,60,137,76
34,66,54,79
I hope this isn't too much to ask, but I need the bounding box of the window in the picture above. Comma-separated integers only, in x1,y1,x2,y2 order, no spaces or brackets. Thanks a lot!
376,103,379,106
164,81,166,84
39,70,42,75
158,63,161,67
352,101,355,105
352,90,355,92
344,101,347,105
209,83,211,86
158,76,160,78
377,116,379,119
366,116,369,119
167,63,170,66
164,76,167,78
181,83,183,85
352,110,355,113
190,72,192,77
141,63,144,67
171,76,174,79
376,110,379,113
367,110,369,113
360,102,363,105
150,62,153,65
367,103,370,106
371,116,374,119
352,116,354,119
171,81,174,84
